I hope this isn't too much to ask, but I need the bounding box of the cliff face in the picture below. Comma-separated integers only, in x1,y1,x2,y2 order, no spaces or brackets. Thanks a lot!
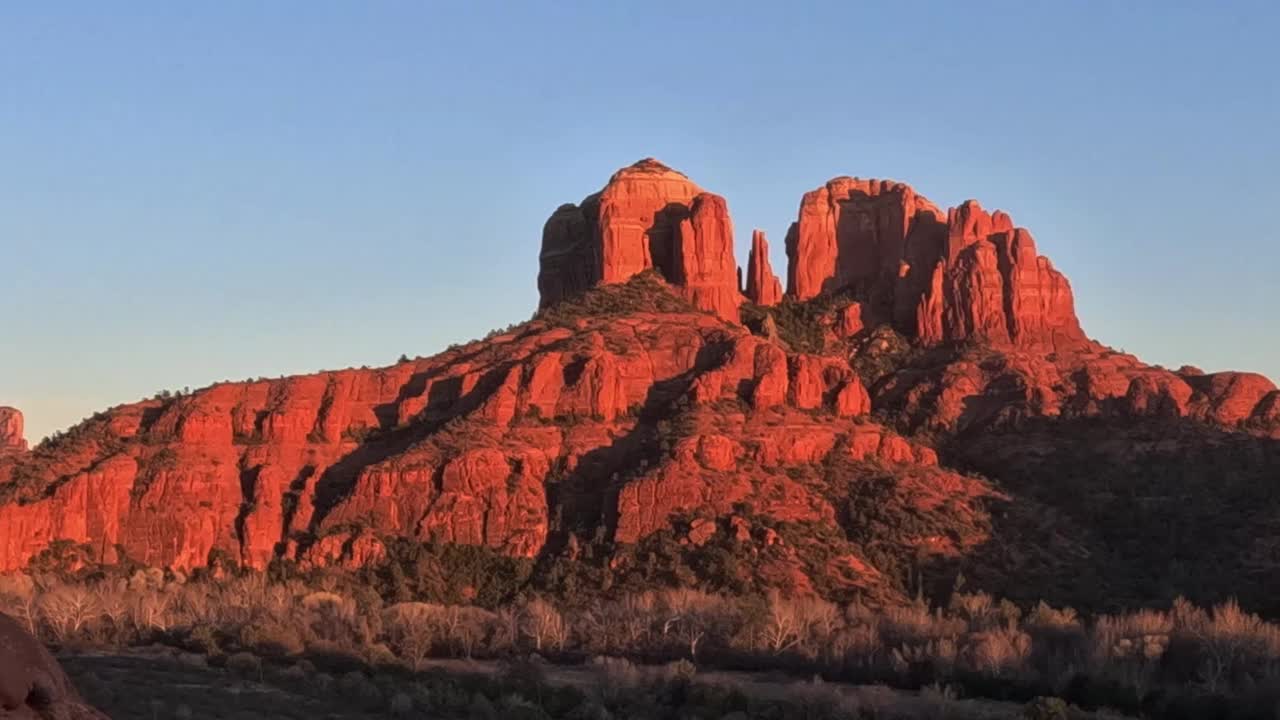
4,159,1278,612
785,180,1085,351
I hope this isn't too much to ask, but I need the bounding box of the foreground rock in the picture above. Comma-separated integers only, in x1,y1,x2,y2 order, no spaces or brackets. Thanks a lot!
0,613,108,719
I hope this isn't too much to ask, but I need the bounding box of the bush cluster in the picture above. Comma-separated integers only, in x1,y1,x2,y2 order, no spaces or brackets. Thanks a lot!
535,271,701,327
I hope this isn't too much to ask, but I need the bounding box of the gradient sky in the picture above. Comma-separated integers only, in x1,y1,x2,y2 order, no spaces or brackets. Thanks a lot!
2,2,1278,442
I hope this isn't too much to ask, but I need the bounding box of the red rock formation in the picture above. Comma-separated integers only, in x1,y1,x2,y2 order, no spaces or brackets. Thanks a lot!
0,280,985,588
744,229,783,306
784,178,1085,351
835,378,871,417
1186,372,1278,425
0,407,26,454
538,159,741,321
784,177,945,322
671,193,742,321
611,405,970,549
2,160,1278,609
543,162,1087,346
537,203,597,304
1125,372,1195,418
929,211,1085,350
835,302,867,338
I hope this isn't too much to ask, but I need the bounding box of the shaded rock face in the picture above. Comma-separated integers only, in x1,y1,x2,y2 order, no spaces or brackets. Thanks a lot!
784,180,1085,350
744,230,783,307
0,613,108,720
876,345,1280,436
785,177,946,307
538,159,741,321
0,408,26,455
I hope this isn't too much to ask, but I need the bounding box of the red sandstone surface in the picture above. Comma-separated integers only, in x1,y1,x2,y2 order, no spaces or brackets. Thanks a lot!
4,159,1278,605
539,159,740,322
744,229,783,307
783,180,1085,351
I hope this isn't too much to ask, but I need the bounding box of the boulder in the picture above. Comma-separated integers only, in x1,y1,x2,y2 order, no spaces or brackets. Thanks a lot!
0,612,108,719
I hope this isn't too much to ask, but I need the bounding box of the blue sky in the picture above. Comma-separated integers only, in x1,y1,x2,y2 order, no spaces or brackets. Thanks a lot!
2,2,1277,441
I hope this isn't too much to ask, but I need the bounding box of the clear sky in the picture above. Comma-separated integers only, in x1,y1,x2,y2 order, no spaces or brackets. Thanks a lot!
2,2,1277,442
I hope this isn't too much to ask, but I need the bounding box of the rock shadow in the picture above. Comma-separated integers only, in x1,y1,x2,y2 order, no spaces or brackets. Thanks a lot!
923,416,1280,616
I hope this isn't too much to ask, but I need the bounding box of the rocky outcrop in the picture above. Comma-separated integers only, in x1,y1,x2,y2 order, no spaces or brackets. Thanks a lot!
1185,372,1278,425
873,343,1280,437
744,230,783,306
923,204,1086,350
671,193,742,321
612,412,960,545
538,159,740,321
541,161,1087,347
0,407,26,454
785,177,945,308
784,179,1085,350
0,612,108,719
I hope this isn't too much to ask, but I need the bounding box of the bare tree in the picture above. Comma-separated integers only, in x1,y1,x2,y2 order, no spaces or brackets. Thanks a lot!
384,602,442,671
444,606,492,659
490,606,520,653
521,598,568,652
759,590,802,653
95,579,131,643
39,584,100,642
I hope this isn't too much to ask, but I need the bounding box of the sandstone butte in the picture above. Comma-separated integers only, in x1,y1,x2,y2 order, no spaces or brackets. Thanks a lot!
539,159,743,322
3,158,1279,607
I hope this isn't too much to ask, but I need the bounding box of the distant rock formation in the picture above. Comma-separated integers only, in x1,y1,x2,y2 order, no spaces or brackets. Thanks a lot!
0,407,27,455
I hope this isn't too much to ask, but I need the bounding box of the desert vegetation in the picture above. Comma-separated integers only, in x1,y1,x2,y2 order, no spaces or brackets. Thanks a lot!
5,568,1280,719
535,270,703,327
